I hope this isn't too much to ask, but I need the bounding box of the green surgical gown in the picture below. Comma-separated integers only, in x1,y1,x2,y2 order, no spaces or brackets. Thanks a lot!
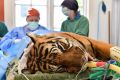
61,15,89,36
0,22,8,37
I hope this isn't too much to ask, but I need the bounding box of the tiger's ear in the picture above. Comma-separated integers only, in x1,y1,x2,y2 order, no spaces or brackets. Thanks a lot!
27,32,37,43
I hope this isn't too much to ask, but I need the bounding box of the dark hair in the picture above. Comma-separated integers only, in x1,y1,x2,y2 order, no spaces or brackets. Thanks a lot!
61,0,79,12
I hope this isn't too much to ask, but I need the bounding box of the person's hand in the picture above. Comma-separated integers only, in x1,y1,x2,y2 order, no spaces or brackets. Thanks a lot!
14,39,21,43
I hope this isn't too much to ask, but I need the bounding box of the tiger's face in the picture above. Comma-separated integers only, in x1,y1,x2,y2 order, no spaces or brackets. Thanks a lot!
25,32,87,73
26,40,64,73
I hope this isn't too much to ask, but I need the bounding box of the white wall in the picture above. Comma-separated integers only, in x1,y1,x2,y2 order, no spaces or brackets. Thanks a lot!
4,0,15,30
89,0,112,43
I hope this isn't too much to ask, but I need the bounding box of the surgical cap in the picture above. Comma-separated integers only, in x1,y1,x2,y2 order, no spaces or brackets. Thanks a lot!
27,8,40,18
61,0,79,12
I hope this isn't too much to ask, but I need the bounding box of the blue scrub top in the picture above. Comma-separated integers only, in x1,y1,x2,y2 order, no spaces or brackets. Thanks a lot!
0,24,48,52
0,24,55,80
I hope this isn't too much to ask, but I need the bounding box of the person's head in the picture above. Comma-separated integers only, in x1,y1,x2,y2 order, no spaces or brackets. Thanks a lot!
61,0,79,16
26,8,40,30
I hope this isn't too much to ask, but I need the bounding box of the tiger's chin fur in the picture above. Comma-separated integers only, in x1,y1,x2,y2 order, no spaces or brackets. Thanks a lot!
24,32,113,73
18,42,34,74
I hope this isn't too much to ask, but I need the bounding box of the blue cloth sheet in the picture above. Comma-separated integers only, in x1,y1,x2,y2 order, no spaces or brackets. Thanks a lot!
0,27,55,80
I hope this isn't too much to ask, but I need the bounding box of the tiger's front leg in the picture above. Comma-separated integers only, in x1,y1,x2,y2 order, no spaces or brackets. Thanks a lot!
51,47,85,73
51,46,85,68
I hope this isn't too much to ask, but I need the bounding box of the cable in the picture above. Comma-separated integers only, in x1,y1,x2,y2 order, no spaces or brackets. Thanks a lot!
21,73,30,80
74,62,87,80
73,42,90,80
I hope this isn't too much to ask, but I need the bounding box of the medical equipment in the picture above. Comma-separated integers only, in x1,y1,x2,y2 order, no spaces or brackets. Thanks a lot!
86,61,120,74
110,46,120,62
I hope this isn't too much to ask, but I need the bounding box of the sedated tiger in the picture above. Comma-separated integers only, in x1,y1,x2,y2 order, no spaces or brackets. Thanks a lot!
21,32,113,74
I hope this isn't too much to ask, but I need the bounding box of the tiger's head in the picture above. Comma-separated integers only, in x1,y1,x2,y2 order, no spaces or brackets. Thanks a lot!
26,32,90,73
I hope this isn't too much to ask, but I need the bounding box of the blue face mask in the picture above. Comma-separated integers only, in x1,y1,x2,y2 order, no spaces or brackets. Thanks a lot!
27,22,39,30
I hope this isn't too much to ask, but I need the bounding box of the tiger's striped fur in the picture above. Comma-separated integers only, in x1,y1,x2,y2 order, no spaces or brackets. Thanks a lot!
24,32,113,73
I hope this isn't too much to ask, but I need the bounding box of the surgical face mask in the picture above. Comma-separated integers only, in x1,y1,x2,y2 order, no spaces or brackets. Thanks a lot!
27,22,39,30
62,7,70,16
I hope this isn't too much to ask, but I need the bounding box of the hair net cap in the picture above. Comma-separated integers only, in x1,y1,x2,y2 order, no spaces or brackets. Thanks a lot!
61,0,79,12
27,8,40,17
